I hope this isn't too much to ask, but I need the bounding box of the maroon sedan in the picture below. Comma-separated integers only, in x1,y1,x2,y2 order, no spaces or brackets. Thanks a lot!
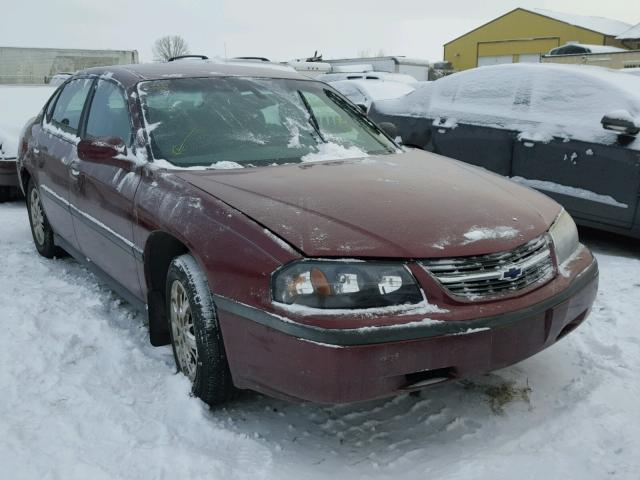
17,62,598,406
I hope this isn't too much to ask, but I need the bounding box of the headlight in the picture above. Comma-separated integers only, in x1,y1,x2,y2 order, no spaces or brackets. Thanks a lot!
549,209,579,265
272,260,423,309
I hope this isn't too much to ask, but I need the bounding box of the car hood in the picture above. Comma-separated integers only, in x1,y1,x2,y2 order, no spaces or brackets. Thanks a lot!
177,150,562,258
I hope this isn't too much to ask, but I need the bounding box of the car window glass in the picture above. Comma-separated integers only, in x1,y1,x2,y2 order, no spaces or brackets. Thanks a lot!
85,80,131,144
45,90,61,122
50,78,93,134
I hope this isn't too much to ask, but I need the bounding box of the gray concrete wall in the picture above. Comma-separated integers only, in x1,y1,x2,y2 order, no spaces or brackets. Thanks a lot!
0,47,139,84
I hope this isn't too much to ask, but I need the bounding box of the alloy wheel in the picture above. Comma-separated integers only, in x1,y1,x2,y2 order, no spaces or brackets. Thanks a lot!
170,279,199,381
29,188,46,246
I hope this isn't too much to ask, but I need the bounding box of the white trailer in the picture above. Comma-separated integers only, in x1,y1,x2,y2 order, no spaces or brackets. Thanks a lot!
324,56,430,81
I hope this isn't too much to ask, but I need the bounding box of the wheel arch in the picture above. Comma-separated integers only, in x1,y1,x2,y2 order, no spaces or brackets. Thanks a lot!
144,230,190,346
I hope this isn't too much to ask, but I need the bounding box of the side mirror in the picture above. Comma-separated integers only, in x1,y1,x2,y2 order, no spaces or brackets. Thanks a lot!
357,103,368,113
78,137,132,168
601,111,639,136
378,121,398,139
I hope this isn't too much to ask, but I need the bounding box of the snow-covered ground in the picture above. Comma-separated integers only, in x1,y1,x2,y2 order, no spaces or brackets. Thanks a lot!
1,200,639,480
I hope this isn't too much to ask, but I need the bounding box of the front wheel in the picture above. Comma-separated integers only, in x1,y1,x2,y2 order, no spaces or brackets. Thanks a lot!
26,179,64,258
166,254,235,407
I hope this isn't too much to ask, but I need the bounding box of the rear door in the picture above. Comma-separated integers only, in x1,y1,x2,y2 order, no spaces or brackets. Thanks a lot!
511,71,640,228
69,78,144,300
37,78,93,251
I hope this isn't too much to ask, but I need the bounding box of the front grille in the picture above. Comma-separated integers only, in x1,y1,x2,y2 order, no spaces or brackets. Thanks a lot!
421,236,555,300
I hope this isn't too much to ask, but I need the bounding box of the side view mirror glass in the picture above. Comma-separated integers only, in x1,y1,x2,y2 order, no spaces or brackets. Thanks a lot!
601,111,639,136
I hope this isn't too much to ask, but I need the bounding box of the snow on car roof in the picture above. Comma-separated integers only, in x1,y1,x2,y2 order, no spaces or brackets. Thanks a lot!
0,85,56,159
374,63,640,148
532,8,632,36
331,79,414,101
617,23,640,40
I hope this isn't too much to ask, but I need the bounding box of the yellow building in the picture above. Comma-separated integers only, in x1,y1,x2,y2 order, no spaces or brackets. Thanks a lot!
444,8,633,71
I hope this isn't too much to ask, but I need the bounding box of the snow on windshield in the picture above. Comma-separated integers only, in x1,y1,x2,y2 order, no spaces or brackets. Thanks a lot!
137,77,394,170
0,85,56,159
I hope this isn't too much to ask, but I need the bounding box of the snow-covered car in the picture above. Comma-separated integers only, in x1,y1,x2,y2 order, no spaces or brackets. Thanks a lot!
547,43,627,55
369,63,640,239
329,79,414,112
0,85,56,201
318,71,418,85
17,61,598,406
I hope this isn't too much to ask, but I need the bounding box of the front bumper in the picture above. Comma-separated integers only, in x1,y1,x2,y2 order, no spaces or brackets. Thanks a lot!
217,255,598,404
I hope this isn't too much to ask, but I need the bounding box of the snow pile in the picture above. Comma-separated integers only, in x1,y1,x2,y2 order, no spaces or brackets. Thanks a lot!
375,63,640,149
463,226,520,244
0,85,55,159
301,142,367,163
151,159,244,170
1,202,640,479
511,176,629,209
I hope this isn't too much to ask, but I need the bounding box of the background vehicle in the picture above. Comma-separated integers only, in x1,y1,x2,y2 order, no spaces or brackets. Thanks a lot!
318,71,418,85
370,63,640,239
0,84,56,201
547,43,626,55
330,79,414,111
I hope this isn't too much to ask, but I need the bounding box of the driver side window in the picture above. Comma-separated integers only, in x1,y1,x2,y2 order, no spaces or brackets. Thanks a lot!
85,80,132,146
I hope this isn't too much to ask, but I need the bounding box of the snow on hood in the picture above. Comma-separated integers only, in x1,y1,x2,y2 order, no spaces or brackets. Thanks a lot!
0,85,55,159
373,63,640,149
177,149,562,258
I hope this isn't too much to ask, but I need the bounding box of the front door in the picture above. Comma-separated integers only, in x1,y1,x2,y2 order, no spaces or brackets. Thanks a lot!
69,78,144,301
36,78,94,251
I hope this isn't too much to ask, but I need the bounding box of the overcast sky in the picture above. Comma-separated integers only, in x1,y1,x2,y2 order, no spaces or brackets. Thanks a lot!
2,0,639,62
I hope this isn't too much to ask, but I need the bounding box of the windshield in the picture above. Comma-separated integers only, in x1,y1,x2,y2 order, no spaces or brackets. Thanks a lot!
137,77,397,168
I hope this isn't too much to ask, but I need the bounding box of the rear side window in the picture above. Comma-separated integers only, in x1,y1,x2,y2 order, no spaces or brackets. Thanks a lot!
50,78,93,134
85,80,132,145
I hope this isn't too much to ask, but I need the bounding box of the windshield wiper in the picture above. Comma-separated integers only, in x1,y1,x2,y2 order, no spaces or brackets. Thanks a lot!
325,90,397,153
297,91,326,143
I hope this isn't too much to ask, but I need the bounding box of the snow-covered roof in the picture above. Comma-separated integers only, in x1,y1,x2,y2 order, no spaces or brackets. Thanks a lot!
531,8,632,36
617,23,640,40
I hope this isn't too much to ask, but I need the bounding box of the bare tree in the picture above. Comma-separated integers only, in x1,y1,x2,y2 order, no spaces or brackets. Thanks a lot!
152,35,190,62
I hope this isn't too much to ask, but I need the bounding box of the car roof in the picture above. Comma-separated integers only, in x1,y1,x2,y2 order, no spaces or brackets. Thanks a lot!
76,60,308,87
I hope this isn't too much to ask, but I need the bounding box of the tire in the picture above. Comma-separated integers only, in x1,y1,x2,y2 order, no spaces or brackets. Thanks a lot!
166,253,235,407
26,179,64,258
